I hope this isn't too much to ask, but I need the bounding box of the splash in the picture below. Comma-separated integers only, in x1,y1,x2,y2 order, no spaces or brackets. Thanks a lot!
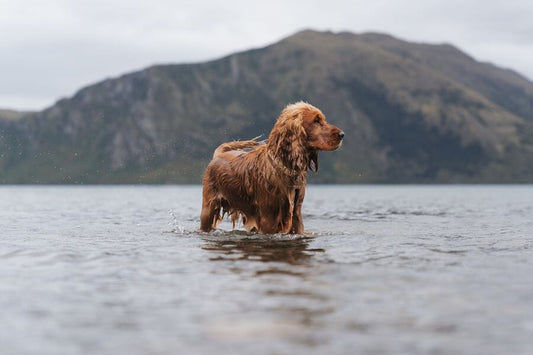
168,209,185,234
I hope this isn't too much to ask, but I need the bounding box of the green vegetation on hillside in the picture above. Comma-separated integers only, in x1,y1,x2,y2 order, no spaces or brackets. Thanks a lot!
1,30,533,183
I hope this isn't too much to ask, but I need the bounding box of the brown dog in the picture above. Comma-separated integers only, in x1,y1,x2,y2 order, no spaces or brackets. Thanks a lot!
200,102,344,234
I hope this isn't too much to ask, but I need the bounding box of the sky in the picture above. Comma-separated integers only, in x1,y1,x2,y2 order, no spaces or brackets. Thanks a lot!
1,0,532,111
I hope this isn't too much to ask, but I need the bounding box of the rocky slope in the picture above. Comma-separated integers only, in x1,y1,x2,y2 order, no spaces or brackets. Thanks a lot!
1,30,532,183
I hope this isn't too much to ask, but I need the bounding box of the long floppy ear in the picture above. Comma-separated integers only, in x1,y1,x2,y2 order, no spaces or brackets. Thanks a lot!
309,150,319,172
268,111,308,171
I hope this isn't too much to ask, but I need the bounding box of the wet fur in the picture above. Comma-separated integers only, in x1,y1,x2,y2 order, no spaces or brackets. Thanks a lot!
200,102,344,234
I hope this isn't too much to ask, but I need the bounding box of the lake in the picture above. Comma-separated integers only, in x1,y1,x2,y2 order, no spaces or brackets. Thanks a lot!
1,185,532,354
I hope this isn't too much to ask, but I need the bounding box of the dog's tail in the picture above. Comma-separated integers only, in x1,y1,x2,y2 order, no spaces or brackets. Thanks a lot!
213,136,264,158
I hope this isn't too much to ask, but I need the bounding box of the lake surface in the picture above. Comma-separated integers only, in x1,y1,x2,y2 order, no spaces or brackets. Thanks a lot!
1,185,532,354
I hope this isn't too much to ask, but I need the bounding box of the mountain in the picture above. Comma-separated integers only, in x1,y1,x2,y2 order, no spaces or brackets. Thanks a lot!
1,30,533,183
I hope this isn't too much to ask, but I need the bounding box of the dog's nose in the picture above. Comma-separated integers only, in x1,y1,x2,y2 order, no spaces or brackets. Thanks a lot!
338,131,345,140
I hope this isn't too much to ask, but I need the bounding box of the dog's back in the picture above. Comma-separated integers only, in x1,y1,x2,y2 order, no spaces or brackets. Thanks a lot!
212,137,264,159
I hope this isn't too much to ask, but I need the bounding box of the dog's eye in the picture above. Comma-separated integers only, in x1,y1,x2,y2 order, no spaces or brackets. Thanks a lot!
314,116,321,124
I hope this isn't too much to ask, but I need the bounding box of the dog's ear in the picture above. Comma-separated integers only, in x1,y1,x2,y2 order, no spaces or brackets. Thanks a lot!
309,150,319,172
268,111,308,171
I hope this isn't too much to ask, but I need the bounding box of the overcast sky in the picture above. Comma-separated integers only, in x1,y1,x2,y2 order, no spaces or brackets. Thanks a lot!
1,0,532,110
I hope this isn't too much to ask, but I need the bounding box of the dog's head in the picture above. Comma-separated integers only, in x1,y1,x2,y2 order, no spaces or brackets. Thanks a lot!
267,102,344,172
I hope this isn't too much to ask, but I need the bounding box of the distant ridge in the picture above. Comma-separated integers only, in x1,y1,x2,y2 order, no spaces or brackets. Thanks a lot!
1,30,532,183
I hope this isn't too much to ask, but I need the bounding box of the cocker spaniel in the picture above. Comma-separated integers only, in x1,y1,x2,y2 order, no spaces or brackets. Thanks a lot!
200,102,344,234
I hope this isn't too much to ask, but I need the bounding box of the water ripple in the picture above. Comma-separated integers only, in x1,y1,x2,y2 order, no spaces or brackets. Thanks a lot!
1,185,533,355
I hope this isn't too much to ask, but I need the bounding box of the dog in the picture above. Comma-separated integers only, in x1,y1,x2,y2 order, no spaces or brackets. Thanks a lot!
200,102,344,234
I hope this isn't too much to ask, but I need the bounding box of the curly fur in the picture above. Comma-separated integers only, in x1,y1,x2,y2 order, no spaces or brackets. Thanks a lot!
200,102,344,234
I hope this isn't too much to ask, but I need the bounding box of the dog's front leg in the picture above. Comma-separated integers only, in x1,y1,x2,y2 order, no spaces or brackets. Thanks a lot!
290,187,305,234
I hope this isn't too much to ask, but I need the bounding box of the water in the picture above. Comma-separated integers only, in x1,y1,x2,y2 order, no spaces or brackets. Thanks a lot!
1,185,532,355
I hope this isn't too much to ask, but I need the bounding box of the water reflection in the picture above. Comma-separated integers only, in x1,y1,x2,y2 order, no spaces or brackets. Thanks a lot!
201,233,333,341
201,233,324,265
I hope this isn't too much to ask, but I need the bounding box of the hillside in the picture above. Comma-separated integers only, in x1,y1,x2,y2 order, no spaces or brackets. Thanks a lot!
1,30,533,183
0,109,32,121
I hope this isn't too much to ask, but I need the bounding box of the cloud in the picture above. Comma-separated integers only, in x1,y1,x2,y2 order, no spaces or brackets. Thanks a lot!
0,0,532,110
